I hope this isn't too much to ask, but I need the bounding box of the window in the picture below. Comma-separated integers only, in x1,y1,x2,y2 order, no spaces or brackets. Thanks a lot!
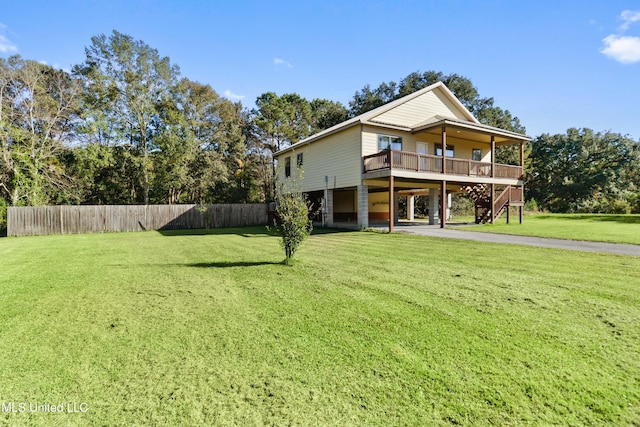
296,153,303,167
378,135,402,152
435,143,454,158
472,149,482,161
284,156,291,177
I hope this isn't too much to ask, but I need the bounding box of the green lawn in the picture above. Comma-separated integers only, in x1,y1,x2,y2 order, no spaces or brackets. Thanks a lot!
1,228,639,425
459,213,640,245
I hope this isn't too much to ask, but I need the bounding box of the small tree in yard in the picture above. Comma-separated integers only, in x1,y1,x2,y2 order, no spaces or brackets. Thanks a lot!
274,169,312,264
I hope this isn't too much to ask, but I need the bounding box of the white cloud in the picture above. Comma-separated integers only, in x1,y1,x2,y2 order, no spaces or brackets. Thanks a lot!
601,10,640,63
224,89,245,100
0,34,17,53
620,10,640,31
601,34,640,63
273,57,292,68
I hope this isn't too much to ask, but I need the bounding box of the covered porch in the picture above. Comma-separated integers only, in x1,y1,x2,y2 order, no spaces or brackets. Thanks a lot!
362,118,528,231
360,176,524,232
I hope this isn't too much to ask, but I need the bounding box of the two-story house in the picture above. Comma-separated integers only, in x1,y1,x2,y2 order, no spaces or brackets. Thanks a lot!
274,82,530,231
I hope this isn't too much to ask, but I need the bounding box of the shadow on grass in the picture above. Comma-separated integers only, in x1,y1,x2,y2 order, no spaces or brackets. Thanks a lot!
157,226,276,237
534,214,640,224
186,261,282,268
156,226,354,237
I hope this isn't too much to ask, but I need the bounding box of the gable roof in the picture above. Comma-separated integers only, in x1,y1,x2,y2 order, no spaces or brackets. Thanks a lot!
275,82,528,156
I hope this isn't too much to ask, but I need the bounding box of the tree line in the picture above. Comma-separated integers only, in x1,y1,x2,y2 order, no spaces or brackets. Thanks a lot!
1,30,639,231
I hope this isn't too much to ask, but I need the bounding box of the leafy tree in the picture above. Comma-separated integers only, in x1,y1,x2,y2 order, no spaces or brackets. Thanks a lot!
63,144,143,204
73,30,179,204
310,98,348,132
527,128,638,212
274,167,312,264
253,92,314,154
0,197,6,233
0,56,80,206
207,97,250,202
251,92,315,201
349,83,393,117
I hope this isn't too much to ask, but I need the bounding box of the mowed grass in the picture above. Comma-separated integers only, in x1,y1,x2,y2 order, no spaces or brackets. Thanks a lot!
1,228,639,426
460,213,640,245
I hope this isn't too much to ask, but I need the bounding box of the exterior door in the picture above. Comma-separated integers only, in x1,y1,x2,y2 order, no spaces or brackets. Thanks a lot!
416,142,428,155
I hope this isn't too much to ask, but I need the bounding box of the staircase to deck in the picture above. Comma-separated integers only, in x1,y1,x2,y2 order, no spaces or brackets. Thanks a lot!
463,185,522,224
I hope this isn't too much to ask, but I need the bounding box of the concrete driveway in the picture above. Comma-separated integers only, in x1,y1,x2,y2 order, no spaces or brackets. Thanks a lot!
393,223,640,257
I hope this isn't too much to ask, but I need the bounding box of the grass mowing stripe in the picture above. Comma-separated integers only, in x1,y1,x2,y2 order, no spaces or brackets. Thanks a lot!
0,227,639,425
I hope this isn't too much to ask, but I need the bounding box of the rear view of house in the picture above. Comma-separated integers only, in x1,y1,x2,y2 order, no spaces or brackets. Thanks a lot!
274,82,530,231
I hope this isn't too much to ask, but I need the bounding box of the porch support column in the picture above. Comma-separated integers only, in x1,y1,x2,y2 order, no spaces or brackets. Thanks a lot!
442,126,447,174
357,185,369,229
491,135,496,178
490,183,495,224
325,189,334,227
388,176,394,232
519,205,524,224
428,188,439,225
440,181,447,228
447,193,452,220
519,184,524,224
394,191,400,225
519,141,525,224
407,195,415,221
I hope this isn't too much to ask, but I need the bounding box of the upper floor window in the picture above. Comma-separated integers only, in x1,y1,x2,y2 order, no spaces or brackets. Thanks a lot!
378,135,402,152
472,149,482,161
284,156,291,177
296,153,303,167
435,143,454,158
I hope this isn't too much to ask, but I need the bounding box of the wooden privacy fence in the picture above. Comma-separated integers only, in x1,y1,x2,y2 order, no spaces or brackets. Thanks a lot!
7,204,269,237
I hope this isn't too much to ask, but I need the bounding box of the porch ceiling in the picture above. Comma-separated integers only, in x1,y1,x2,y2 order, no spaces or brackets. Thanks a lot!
363,176,506,192
412,117,530,146
364,178,464,192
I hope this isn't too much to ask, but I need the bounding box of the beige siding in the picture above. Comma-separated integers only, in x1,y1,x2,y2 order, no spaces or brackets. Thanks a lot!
362,126,419,156
362,126,379,156
412,132,494,161
276,125,362,193
369,90,469,128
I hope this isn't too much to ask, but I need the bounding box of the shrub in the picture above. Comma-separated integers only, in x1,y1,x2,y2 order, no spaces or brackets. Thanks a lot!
0,198,6,235
524,198,539,213
274,170,312,264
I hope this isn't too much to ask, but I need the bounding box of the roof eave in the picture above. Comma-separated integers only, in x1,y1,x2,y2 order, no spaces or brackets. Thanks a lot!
413,118,531,142
274,119,361,157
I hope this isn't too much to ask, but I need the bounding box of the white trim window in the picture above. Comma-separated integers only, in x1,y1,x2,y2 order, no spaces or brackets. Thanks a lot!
378,135,402,152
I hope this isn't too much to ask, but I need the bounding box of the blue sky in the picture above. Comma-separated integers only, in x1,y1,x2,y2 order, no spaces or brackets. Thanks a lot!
1,1,639,140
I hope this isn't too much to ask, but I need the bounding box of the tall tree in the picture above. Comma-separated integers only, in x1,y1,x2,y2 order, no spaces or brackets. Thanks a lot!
253,92,313,154
251,92,315,201
0,56,80,206
527,128,639,212
73,30,179,204
310,98,348,133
